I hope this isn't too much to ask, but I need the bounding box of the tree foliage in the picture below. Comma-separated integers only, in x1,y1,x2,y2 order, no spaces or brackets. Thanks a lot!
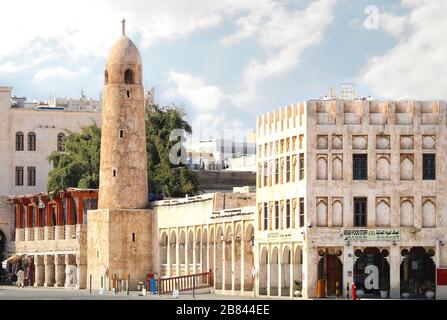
47,124,101,193
146,103,199,197
47,104,199,198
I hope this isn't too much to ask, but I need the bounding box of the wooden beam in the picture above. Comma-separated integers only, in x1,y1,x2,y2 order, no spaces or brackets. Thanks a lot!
77,197,84,225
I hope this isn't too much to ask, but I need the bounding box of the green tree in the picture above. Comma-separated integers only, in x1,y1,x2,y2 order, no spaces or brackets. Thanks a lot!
146,103,199,197
47,123,101,193
47,104,199,197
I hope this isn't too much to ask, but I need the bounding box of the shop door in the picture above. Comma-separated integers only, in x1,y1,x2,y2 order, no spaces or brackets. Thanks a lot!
326,255,342,296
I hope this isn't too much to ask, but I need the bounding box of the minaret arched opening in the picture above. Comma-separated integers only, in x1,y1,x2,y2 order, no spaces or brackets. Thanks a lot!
104,70,109,85
124,69,135,84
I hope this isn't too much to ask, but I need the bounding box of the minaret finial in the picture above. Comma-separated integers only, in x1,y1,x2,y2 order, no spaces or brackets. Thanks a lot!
122,18,126,36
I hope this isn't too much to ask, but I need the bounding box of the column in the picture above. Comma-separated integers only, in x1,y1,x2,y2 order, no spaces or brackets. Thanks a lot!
278,245,282,297
289,246,294,297
76,253,87,289
192,233,196,275
240,225,245,292
231,228,235,292
55,225,64,240
222,235,226,291
267,255,271,296
389,245,400,299
302,245,318,299
34,255,45,286
44,255,55,287
342,245,354,297
176,240,180,276
55,254,66,287
184,233,189,275
65,254,77,288
167,233,171,277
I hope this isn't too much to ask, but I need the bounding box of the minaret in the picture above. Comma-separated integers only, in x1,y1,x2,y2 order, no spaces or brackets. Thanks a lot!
87,21,153,291
98,19,148,209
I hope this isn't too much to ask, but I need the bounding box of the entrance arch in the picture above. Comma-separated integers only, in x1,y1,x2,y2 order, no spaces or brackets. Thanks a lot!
318,249,343,297
400,247,436,298
354,247,390,297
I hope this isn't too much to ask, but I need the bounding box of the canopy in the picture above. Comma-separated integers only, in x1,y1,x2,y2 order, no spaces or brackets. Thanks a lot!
1,255,23,269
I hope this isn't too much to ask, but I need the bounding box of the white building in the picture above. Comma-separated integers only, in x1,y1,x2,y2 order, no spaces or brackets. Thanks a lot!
186,137,256,170
0,87,102,196
255,99,447,299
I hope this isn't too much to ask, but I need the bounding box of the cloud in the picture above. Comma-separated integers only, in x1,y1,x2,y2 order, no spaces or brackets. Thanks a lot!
0,62,25,75
33,66,90,81
165,71,224,112
223,0,337,106
380,12,408,37
361,0,447,99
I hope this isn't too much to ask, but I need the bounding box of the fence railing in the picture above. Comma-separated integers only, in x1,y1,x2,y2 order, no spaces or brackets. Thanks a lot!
157,272,213,295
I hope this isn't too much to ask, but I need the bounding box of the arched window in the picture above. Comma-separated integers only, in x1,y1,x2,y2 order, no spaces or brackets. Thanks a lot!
15,132,24,151
57,133,66,152
28,132,36,151
104,70,108,85
124,69,135,84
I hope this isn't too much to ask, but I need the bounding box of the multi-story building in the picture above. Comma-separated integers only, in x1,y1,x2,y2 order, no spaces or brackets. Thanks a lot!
255,99,447,299
186,137,256,171
0,87,102,196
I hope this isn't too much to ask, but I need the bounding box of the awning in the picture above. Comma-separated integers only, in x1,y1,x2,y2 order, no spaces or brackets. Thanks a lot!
1,255,24,269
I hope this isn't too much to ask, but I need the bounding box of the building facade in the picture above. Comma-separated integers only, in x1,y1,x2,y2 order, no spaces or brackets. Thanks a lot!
0,87,101,196
255,99,447,299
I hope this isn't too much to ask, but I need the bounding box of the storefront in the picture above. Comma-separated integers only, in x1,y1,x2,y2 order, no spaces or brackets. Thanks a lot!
400,247,436,299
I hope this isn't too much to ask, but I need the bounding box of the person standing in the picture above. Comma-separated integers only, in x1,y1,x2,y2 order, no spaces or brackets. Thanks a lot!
17,269,25,288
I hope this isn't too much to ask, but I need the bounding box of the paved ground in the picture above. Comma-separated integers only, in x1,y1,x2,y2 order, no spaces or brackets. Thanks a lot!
0,286,277,300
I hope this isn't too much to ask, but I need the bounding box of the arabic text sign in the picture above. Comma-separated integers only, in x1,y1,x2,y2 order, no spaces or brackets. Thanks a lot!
343,229,400,241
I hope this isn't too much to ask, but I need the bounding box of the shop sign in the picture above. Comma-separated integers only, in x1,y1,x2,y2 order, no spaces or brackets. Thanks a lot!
267,231,292,240
437,268,447,286
343,229,400,241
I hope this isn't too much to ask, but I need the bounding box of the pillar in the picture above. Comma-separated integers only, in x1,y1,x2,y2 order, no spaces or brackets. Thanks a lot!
240,228,245,292
342,245,354,297
289,247,294,297
390,245,400,299
192,234,196,275
231,231,235,292
167,234,171,277
34,255,45,286
44,255,55,287
76,254,87,289
55,225,64,240
302,245,318,299
267,256,271,296
55,254,66,287
176,240,180,276
222,236,226,291
278,246,282,297
65,254,77,288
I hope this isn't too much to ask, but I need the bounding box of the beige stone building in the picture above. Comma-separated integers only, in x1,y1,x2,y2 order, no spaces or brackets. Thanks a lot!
255,99,447,299
155,192,256,296
0,87,101,197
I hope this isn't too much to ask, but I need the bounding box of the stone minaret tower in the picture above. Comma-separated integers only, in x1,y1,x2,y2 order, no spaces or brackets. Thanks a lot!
98,19,148,210
87,21,153,290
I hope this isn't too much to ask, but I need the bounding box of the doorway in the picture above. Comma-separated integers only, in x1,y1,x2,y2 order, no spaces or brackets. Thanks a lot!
318,249,343,296
400,247,436,298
